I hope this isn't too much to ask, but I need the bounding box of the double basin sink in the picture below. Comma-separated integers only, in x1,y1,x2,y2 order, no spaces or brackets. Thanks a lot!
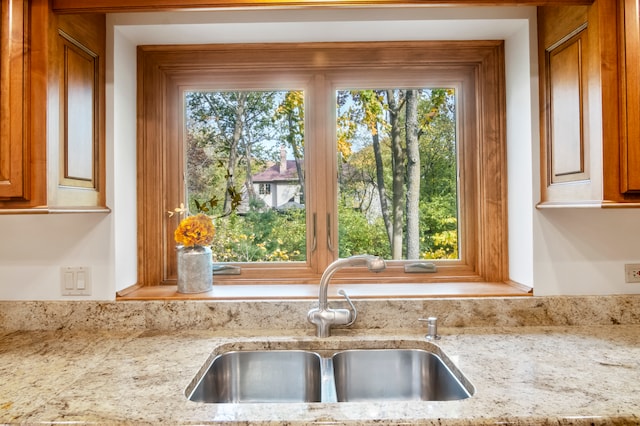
186,343,473,403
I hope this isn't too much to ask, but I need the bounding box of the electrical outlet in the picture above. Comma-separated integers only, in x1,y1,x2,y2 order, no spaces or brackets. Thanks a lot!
60,266,92,296
625,264,640,283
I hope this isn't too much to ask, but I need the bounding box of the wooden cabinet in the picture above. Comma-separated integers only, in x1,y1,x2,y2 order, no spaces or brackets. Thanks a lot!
0,0,106,212
0,0,46,207
0,0,27,199
619,0,640,194
539,6,590,191
1,0,637,211
538,0,640,207
47,13,106,208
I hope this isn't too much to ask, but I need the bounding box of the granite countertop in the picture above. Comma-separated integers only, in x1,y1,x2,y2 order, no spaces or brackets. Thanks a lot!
2,324,640,425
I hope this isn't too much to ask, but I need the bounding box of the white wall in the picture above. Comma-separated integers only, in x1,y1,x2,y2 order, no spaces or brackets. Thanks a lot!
534,208,640,294
0,6,638,300
0,214,115,300
110,24,139,293
505,11,536,288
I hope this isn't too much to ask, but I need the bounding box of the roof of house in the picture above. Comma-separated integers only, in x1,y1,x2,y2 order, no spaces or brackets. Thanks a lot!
252,160,300,183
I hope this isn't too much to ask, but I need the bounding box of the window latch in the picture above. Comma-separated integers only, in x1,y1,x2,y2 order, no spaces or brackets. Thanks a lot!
404,262,437,273
212,264,241,275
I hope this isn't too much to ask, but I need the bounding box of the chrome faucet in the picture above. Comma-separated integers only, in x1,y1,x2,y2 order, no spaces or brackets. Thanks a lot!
307,255,386,337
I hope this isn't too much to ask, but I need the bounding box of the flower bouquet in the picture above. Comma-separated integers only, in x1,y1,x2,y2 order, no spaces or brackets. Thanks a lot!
173,212,215,294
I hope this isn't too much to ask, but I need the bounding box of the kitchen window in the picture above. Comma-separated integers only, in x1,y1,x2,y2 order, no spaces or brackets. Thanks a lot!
136,41,508,286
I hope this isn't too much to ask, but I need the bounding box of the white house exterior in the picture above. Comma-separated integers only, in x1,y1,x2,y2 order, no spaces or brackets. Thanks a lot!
252,147,303,209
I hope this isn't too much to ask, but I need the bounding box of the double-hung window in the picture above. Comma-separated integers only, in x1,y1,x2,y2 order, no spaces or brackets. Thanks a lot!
137,41,508,286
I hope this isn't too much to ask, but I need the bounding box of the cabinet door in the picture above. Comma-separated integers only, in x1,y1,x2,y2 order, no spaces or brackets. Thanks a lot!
546,25,589,186
538,5,604,205
539,0,640,206
0,0,47,209
621,0,640,193
0,0,27,199
48,13,106,208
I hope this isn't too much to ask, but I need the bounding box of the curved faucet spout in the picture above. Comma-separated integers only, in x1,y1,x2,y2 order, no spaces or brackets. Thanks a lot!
308,255,386,337
318,255,385,309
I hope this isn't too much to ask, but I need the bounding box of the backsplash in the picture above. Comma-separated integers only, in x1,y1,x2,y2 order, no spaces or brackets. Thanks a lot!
1,295,639,332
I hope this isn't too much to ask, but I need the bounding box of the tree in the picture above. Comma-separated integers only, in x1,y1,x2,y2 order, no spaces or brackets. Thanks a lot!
385,89,407,259
184,87,458,263
185,90,280,214
417,89,458,258
185,126,215,197
275,91,305,200
337,88,458,260
405,89,420,259
341,90,394,248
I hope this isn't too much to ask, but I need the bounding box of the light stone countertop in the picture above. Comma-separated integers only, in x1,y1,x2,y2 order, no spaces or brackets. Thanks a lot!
1,325,640,425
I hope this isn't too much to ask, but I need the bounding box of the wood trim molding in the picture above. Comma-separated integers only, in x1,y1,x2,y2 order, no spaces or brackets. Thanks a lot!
536,200,640,208
137,41,509,286
476,39,508,283
52,0,594,14
117,282,530,301
0,206,110,214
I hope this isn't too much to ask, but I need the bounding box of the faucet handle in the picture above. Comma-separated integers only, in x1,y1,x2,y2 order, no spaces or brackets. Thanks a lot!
338,289,357,326
418,317,441,340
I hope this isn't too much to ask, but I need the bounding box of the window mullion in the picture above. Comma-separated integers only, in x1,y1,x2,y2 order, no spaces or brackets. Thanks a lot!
306,72,337,274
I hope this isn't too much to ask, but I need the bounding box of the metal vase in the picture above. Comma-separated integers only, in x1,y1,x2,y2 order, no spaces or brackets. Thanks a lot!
176,245,213,294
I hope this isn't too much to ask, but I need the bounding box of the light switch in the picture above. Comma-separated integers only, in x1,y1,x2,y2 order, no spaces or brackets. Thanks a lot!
64,271,75,290
76,271,86,290
61,266,91,296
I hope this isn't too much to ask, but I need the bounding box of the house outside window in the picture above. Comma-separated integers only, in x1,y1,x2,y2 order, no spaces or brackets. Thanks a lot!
252,147,302,208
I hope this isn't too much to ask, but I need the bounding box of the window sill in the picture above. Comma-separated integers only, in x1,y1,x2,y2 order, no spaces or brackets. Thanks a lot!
536,200,640,209
0,206,111,215
116,282,531,301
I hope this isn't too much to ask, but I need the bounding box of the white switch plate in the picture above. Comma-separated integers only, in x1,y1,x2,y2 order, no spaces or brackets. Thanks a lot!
60,267,92,296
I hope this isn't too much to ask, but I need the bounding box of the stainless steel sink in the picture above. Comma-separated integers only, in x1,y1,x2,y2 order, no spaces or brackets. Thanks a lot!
186,346,473,403
332,349,471,402
187,350,322,403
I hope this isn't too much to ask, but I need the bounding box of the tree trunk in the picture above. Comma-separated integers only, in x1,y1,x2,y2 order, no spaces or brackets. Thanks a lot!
224,92,246,214
288,115,305,202
386,89,405,260
405,90,420,259
244,136,255,201
371,126,393,249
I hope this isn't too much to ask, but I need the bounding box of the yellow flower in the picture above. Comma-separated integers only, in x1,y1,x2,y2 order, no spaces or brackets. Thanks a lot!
174,214,215,247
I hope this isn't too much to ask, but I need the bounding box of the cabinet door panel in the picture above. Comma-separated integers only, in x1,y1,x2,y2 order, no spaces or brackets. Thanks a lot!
548,32,588,183
49,13,105,207
60,33,97,187
621,0,640,193
0,0,26,199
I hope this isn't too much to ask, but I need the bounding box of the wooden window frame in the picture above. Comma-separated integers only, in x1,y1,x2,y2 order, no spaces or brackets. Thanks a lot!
137,41,508,286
